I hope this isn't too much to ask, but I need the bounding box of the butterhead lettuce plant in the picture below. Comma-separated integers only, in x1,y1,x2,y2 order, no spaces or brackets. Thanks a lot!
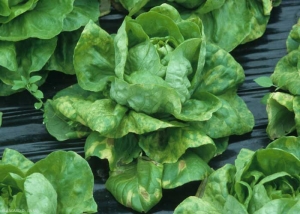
174,136,300,214
0,148,97,213
255,19,300,140
43,4,254,212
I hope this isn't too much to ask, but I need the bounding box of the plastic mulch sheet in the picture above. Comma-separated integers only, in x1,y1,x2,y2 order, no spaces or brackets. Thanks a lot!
0,1,299,213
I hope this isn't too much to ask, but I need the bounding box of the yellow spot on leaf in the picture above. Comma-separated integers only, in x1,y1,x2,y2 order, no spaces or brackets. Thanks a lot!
178,160,186,171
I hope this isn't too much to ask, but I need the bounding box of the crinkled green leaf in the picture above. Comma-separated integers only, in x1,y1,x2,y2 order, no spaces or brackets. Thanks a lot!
62,0,100,31
24,173,57,214
174,92,221,122
114,16,149,79
74,20,115,92
139,127,216,163
195,91,254,138
1,148,34,174
125,39,165,77
196,42,244,95
271,50,300,96
85,131,141,170
162,150,212,189
0,0,74,41
241,0,272,43
106,158,163,213
165,38,206,103
110,73,182,115
197,0,252,51
266,92,295,140
26,151,97,213
287,19,300,53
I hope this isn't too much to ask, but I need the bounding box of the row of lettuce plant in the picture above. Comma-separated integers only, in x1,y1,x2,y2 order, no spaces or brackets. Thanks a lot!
0,0,292,213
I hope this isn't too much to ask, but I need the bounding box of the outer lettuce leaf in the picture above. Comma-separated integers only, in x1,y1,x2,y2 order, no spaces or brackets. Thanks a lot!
162,150,213,189
266,92,296,140
271,50,300,96
106,158,163,213
138,127,216,164
195,42,245,95
286,19,300,53
195,90,255,138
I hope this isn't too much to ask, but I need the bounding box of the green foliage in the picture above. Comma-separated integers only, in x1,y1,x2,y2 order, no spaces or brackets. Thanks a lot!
0,0,100,106
0,148,97,213
174,136,300,214
43,4,254,212
113,0,281,51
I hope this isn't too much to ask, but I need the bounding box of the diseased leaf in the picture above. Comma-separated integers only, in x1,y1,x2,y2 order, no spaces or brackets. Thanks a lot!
74,20,115,92
139,127,216,164
110,74,182,115
271,50,300,95
85,131,141,170
43,100,91,141
286,19,300,53
195,91,254,138
106,158,163,213
196,42,245,95
162,150,213,189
